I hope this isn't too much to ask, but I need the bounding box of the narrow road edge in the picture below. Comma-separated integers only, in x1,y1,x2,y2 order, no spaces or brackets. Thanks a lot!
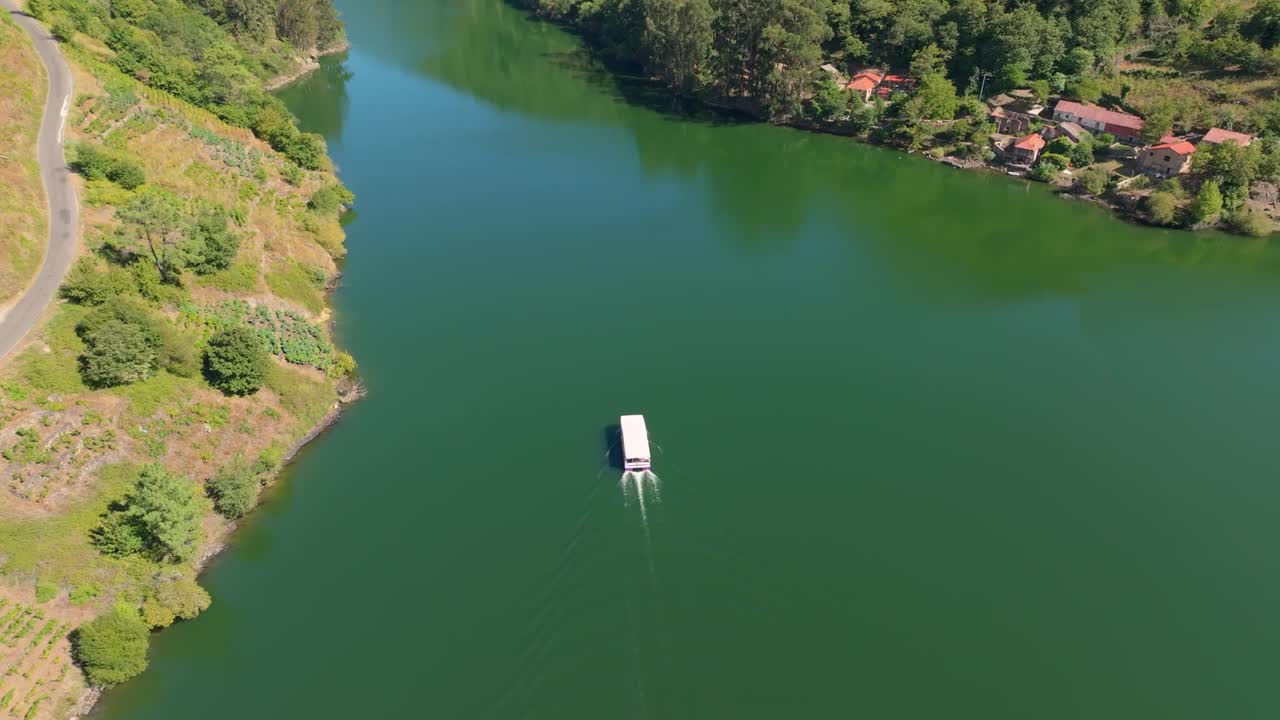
0,0,77,362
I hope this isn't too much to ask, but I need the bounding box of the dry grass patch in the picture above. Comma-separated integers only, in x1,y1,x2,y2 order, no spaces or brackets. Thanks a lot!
0,13,47,306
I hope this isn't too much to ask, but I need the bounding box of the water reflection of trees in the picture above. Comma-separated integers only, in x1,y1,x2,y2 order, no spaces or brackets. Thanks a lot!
275,54,353,140
352,0,1280,299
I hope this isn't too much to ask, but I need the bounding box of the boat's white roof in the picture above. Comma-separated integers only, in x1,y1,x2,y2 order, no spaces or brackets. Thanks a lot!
619,415,650,458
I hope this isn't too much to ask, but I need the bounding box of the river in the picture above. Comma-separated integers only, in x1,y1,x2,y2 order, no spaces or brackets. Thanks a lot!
90,0,1280,718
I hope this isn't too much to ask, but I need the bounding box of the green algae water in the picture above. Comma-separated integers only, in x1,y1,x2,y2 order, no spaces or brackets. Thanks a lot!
92,1,1280,718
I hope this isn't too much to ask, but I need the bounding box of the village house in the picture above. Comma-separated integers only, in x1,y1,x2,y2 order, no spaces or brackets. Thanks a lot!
1052,100,1144,142
1201,127,1254,147
987,94,1046,136
1137,140,1196,178
846,70,884,102
1047,121,1087,144
1009,132,1046,165
879,74,916,98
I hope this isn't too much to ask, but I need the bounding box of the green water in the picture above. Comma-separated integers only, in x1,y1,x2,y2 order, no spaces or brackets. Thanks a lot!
92,1,1280,718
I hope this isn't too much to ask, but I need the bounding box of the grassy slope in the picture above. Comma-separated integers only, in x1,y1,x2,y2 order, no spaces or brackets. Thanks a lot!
0,11,47,306
0,32,349,720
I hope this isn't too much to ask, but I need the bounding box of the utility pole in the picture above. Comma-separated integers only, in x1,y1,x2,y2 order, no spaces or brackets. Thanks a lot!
977,69,992,101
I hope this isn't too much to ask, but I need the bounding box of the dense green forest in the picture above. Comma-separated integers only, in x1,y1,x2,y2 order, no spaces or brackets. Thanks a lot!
28,0,344,167
515,0,1280,134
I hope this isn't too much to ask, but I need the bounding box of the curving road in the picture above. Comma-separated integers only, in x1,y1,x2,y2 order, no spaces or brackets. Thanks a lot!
0,0,76,361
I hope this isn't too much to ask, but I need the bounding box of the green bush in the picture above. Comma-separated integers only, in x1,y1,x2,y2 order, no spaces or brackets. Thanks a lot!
106,159,146,190
1227,207,1273,237
34,580,57,604
81,320,159,388
70,585,101,606
307,184,354,214
139,577,210,629
281,161,304,186
1146,191,1179,226
204,327,269,395
207,460,259,519
61,257,135,306
72,605,150,688
1075,167,1110,196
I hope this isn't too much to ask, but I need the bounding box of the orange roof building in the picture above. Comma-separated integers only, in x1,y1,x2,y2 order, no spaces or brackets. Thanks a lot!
1202,128,1254,147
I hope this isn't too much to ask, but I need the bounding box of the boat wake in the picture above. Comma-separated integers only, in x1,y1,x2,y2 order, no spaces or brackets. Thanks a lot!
621,470,661,527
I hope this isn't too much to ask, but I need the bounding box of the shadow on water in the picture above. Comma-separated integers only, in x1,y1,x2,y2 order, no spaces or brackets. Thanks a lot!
602,424,623,471
334,0,1280,302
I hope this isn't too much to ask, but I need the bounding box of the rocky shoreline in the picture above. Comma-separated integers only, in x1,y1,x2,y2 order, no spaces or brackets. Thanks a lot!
264,40,351,91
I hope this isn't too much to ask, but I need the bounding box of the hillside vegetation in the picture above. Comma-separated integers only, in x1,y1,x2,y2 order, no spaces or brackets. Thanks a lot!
0,11,47,304
28,0,343,168
518,0,1280,134
0,4,353,719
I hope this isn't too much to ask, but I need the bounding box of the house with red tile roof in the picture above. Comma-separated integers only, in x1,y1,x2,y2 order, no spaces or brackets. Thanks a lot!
1052,100,1144,141
1009,132,1046,165
1138,141,1196,178
1201,128,1254,147
846,70,884,102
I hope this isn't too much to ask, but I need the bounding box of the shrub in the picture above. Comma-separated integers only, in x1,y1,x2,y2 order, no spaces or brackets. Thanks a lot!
1227,207,1273,237
69,585,101,606
61,257,135,305
204,327,268,395
35,580,57,604
72,605,150,688
207,460,258,519
1096,132,1116,147
189,206,240,274
81,320,158,388
307,184,354,214
1146,191,1179,226
106,160,146,190
1075,167,1110,196
92,513,145,558
281,161,304,186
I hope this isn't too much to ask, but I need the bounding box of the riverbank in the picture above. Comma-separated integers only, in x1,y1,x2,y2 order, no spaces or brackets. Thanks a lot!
0,21,358,720
510,2,1276,240
264,41,352,92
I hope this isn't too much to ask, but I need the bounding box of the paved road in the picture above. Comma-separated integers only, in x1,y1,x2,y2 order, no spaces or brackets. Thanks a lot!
0,0,76,361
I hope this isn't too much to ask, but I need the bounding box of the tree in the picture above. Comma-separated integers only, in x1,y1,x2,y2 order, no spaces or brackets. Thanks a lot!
81,319,158,388
1139,106,1176,145
139,576,211,628
207,460,258,519
1147,191,1179,225
1065,75,1102,104
899,73,958,122
642,0,714,94
1187,180,1223,224
188,206,239,274
116,188,188,282
1028,79,1050,104
1194,139,1261,209
204,327,268,395
1067,137,1095,167
125,464,205,563
908,43,950,79
72,605,150,688
807,75,847,122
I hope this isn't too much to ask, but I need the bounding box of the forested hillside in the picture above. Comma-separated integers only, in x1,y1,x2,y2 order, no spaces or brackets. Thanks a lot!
27,0,343,167
517,0,1280,134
